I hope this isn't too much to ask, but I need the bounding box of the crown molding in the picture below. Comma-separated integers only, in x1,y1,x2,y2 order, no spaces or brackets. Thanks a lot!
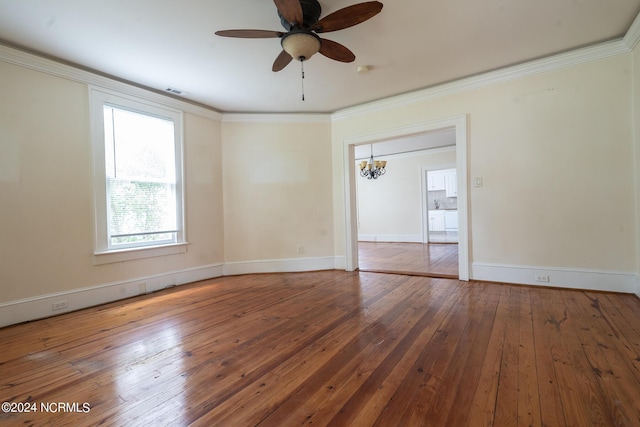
624,12,640,51
332,39,630,121
2,19,637,124
222,113,331,123
0,43,223,121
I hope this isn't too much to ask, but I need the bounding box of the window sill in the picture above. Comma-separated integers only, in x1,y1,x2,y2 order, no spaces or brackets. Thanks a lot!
93,242,188,265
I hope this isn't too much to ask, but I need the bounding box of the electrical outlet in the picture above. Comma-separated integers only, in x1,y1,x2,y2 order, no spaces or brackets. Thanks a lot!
52,300,68,311
297,245,304,254
535,275,550,283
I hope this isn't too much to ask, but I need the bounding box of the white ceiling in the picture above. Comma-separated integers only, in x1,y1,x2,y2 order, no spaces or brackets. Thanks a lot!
1,0,639,114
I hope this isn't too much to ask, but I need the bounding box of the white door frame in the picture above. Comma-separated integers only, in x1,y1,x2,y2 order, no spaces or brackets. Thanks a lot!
342,114,469,280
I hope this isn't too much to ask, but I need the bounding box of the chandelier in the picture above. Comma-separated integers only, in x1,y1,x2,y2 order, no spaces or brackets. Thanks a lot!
359,145,387,180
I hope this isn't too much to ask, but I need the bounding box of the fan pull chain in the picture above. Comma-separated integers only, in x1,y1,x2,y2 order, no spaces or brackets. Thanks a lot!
300,60,305,101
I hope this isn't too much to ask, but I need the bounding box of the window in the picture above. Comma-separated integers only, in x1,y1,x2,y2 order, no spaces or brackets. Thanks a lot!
90,87,186,263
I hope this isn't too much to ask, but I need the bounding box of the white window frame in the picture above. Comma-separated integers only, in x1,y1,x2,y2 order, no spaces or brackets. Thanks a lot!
89,86,187,265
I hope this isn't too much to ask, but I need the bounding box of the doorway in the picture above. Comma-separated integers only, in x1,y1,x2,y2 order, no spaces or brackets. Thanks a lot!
343,115,469,281
355,142,459,278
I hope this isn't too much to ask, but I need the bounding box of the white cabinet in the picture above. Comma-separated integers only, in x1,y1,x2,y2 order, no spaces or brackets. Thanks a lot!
427,171,446,191
429,210,458,232
445,210,458,231
428,210,445,231
428,168,457,198
445,173,457,198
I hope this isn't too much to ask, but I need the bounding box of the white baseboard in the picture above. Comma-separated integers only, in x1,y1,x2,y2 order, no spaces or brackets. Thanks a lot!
0,256,345,328
3,259,635,328
358,234,423,243
472,262,637,294
333,256,347,271
0,263,224,328
223,256,339,276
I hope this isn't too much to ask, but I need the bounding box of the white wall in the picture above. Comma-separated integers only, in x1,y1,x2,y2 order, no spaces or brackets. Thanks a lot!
333,51,637,293
0,56,225,326
221,116,335,274
356,148,456,242
633,34,640,298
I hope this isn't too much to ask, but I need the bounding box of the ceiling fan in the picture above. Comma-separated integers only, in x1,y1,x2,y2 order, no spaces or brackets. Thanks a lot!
215,0,384,72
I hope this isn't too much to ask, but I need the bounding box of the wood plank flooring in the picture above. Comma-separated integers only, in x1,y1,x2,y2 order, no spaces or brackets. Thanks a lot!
358,242,458,278
1,271,639,426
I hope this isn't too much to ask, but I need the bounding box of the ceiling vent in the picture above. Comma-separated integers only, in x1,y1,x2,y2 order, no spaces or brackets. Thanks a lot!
165,87,185,95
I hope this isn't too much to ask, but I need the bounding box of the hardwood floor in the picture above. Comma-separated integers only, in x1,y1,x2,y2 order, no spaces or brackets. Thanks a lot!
1,271,639,426
358,242,459,278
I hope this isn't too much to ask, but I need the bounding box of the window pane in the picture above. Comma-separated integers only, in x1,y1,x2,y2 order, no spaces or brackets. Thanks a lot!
104,106,176,182
108,178,176,233
103,105,178,248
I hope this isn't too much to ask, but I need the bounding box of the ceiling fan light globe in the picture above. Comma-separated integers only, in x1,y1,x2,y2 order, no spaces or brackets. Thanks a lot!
282,32,321,61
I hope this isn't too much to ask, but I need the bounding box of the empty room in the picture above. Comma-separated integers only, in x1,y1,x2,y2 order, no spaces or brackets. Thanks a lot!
1,1,640,425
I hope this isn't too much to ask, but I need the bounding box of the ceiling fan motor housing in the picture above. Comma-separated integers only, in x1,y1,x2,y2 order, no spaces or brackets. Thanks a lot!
215,0,382,71
279,0,322,30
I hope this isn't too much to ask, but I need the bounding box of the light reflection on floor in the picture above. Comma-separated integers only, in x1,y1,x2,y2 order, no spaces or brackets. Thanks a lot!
114,323,186,423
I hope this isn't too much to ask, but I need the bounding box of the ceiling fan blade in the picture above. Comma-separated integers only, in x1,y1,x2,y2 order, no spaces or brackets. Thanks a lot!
313,1,383,33
319,38,356,63
272,49,294,72
274,0,304,26
215,29,283,38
